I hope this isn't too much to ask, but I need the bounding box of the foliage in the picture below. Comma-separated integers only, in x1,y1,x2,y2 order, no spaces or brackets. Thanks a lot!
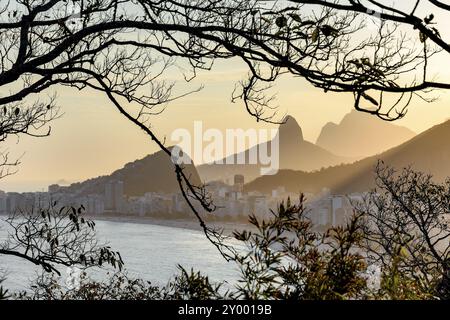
0,202,123,275
355,161,450,300
0,278,10,300
231,195,367,299
163,266,229,300
17,265,227,300
16,271,161,300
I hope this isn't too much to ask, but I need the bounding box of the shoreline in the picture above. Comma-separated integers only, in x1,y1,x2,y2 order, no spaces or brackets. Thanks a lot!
86,214,253,235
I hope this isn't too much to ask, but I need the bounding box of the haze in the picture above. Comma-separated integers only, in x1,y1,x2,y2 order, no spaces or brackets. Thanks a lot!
0,1,450,192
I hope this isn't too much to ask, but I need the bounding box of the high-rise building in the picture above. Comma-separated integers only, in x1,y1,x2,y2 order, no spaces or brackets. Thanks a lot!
114,181,124,212
104,180,124,213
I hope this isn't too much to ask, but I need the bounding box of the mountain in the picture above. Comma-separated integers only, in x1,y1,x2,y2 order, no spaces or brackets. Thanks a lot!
245,120,450,195
64,148,201,196
316,110,416,158
197,116,354,183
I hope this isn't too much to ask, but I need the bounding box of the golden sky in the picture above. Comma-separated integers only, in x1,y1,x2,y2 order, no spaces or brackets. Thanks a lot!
0,1,449,192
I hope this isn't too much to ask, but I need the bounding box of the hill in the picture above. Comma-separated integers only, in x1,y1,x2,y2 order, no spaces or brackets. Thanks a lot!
197,116,354,183
316,110,416,158
245,120,450,194
65,148,201,196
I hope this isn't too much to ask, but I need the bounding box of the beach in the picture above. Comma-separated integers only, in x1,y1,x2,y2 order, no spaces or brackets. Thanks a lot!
86,214,254,235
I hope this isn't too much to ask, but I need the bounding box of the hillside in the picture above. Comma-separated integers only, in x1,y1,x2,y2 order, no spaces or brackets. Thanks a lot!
245,120,450,195
197,116,354,183
316,110,416,158
65,148,201,196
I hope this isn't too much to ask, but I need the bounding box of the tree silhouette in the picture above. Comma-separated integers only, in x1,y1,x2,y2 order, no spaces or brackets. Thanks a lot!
355,161,450,299
0,202,123,275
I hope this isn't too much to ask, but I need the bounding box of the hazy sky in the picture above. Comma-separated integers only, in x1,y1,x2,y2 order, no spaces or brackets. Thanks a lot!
0,1,449,192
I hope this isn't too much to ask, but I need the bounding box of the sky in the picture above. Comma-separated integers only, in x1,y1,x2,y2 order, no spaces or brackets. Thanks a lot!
0,1,449,192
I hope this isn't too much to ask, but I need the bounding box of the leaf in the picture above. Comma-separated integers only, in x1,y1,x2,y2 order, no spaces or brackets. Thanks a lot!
288,13,302,23
361,58,371,66
275,16,288,28
361,92,379,106
424,13,434,24
348,59,362,68
311,28,319,42
419,32,428,43
320,25,339,37
399,246,409,257
300,20,315,26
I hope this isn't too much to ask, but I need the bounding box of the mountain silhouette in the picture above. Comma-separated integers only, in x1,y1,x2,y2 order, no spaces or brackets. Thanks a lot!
316,110,415,158
197,115,354,183
65,148,201,196
245,119,450,195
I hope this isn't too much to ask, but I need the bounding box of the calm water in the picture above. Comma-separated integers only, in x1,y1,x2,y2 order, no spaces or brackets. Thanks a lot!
0,219,241,294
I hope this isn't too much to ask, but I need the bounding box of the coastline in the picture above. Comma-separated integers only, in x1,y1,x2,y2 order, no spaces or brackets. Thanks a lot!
86,214,253,235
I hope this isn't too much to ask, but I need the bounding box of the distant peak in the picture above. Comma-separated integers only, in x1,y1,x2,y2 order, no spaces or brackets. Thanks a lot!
280,115,303,141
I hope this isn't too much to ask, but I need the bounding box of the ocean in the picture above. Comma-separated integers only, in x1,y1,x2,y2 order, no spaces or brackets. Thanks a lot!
0,219,241,294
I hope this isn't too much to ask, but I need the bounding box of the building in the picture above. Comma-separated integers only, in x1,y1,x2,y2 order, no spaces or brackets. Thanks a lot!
104,180,125,213
306,194,361,227
85,194,105,215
